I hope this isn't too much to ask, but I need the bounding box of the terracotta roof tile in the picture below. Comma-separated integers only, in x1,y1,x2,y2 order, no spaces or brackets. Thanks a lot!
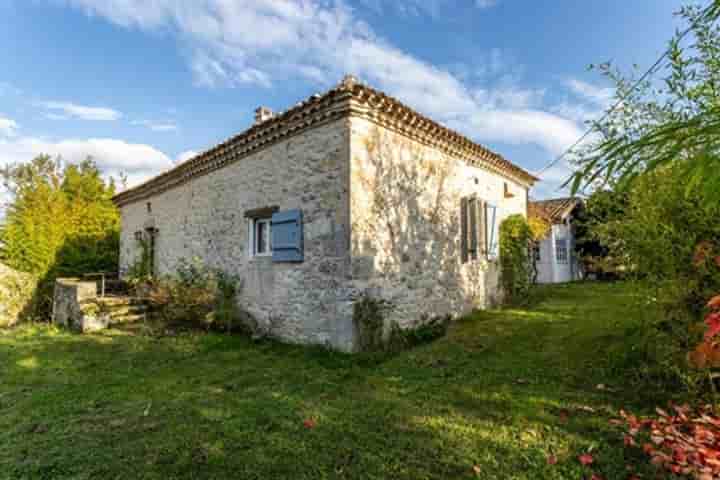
113,76,538,207
528,197,582,223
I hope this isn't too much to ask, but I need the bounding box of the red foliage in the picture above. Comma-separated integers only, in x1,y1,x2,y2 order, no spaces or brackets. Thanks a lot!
709,295,720,311
688,293,720,368
706,312,720,340
617,405,720,478
579,453,594,466
303,418,317,429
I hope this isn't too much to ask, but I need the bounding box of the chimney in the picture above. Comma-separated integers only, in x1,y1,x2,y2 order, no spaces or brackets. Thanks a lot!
254,106,273,124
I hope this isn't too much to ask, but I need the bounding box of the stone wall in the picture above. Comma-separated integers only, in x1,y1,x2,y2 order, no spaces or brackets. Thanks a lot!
119,119,356,351
52,278,108,332
118,114,530,351
348,117,529,333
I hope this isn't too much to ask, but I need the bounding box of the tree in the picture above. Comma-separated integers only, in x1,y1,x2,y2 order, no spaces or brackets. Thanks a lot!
0,155,120,318
570,3,720,205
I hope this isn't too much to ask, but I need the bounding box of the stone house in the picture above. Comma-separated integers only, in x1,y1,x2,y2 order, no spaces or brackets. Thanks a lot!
529,197,584,284
112,76,537,352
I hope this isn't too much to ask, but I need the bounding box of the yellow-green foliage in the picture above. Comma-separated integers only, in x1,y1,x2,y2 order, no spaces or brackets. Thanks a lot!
0,264,37,326
0,155,120,319
499,214,533,305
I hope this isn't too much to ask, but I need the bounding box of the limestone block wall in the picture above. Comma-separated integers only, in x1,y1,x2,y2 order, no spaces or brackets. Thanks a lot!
119,119,356,351
52,278,103,331
348,117,528,332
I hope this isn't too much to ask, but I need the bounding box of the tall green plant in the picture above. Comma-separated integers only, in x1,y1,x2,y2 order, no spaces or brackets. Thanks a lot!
0,155,120,319
570,3,720,205
499,215,533,305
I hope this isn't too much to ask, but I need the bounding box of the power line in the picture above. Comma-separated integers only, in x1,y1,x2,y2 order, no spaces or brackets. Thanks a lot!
535,4,715,180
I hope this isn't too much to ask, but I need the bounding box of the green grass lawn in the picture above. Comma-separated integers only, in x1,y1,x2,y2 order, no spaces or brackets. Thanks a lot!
1,282,668,479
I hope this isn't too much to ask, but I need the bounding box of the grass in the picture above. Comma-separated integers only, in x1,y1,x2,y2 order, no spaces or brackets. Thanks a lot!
0,282,670,479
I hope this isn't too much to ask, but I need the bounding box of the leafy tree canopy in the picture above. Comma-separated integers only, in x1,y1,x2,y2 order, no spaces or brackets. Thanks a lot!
570,3,720,206
0,155,120,317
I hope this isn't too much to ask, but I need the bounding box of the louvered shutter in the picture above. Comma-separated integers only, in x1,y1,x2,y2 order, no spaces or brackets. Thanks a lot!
478,199,486,257
271,209,304,262
468,197,478,260
460,197,468,263
486,203,499,259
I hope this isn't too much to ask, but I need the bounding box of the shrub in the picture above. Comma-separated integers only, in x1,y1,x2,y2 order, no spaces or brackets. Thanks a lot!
0,265,37,326
145,258,246,333
352,295,450,352
353,295,392,351
499,214,533,305
386,315,451,351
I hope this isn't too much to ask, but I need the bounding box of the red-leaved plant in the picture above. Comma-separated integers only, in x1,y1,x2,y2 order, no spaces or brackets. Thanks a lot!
688,295,720,368
616,404,720,479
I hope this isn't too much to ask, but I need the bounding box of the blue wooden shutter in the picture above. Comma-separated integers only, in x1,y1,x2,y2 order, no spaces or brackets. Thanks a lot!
271,209,304,263
486,203,498,259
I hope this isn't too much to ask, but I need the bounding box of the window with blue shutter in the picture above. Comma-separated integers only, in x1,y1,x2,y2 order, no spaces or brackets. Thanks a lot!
271,209,304,263
485,203,499,259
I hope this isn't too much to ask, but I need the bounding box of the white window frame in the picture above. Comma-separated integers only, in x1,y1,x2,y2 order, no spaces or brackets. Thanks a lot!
249,217,273,257
555,238,569,264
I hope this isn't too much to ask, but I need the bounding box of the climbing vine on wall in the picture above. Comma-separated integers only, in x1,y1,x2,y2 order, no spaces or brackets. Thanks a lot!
499,214,533,305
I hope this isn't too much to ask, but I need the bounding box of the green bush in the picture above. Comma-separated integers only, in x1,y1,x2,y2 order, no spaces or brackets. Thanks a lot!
353,296,450,352
591,168,720,394
0,265,37,326
144,258,246,333
353,296,391,351
499,214,533,305
386,315,451,352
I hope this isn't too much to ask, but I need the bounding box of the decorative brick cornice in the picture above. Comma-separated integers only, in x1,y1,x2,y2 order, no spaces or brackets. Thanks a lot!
112,76,538,207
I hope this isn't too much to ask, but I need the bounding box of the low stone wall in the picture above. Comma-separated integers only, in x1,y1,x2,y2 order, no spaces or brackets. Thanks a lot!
52,278,109,332
0,263,36,327
52,278,149,332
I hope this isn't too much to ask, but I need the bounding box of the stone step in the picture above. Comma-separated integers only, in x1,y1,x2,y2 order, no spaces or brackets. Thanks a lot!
109,312,148,325
97,296,149,307
105,305,149,317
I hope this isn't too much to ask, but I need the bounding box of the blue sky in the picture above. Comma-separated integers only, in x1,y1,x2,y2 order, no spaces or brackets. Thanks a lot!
0,0,692,199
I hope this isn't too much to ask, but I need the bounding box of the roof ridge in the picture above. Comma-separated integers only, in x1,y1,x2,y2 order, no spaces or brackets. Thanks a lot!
113,75,537,207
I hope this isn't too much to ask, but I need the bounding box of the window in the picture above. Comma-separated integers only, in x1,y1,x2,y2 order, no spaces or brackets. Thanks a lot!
461,196,497,262
250,218,272,256
533,242,541,262
555,238,568,264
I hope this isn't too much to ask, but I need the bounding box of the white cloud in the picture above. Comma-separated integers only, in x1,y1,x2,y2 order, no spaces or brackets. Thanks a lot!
57,0,588,175
459,109,584,157
131,119,178,132
0,116,18,137
39,101,122,121
565,78,614,108
0,136,173,189
176,150,198,163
